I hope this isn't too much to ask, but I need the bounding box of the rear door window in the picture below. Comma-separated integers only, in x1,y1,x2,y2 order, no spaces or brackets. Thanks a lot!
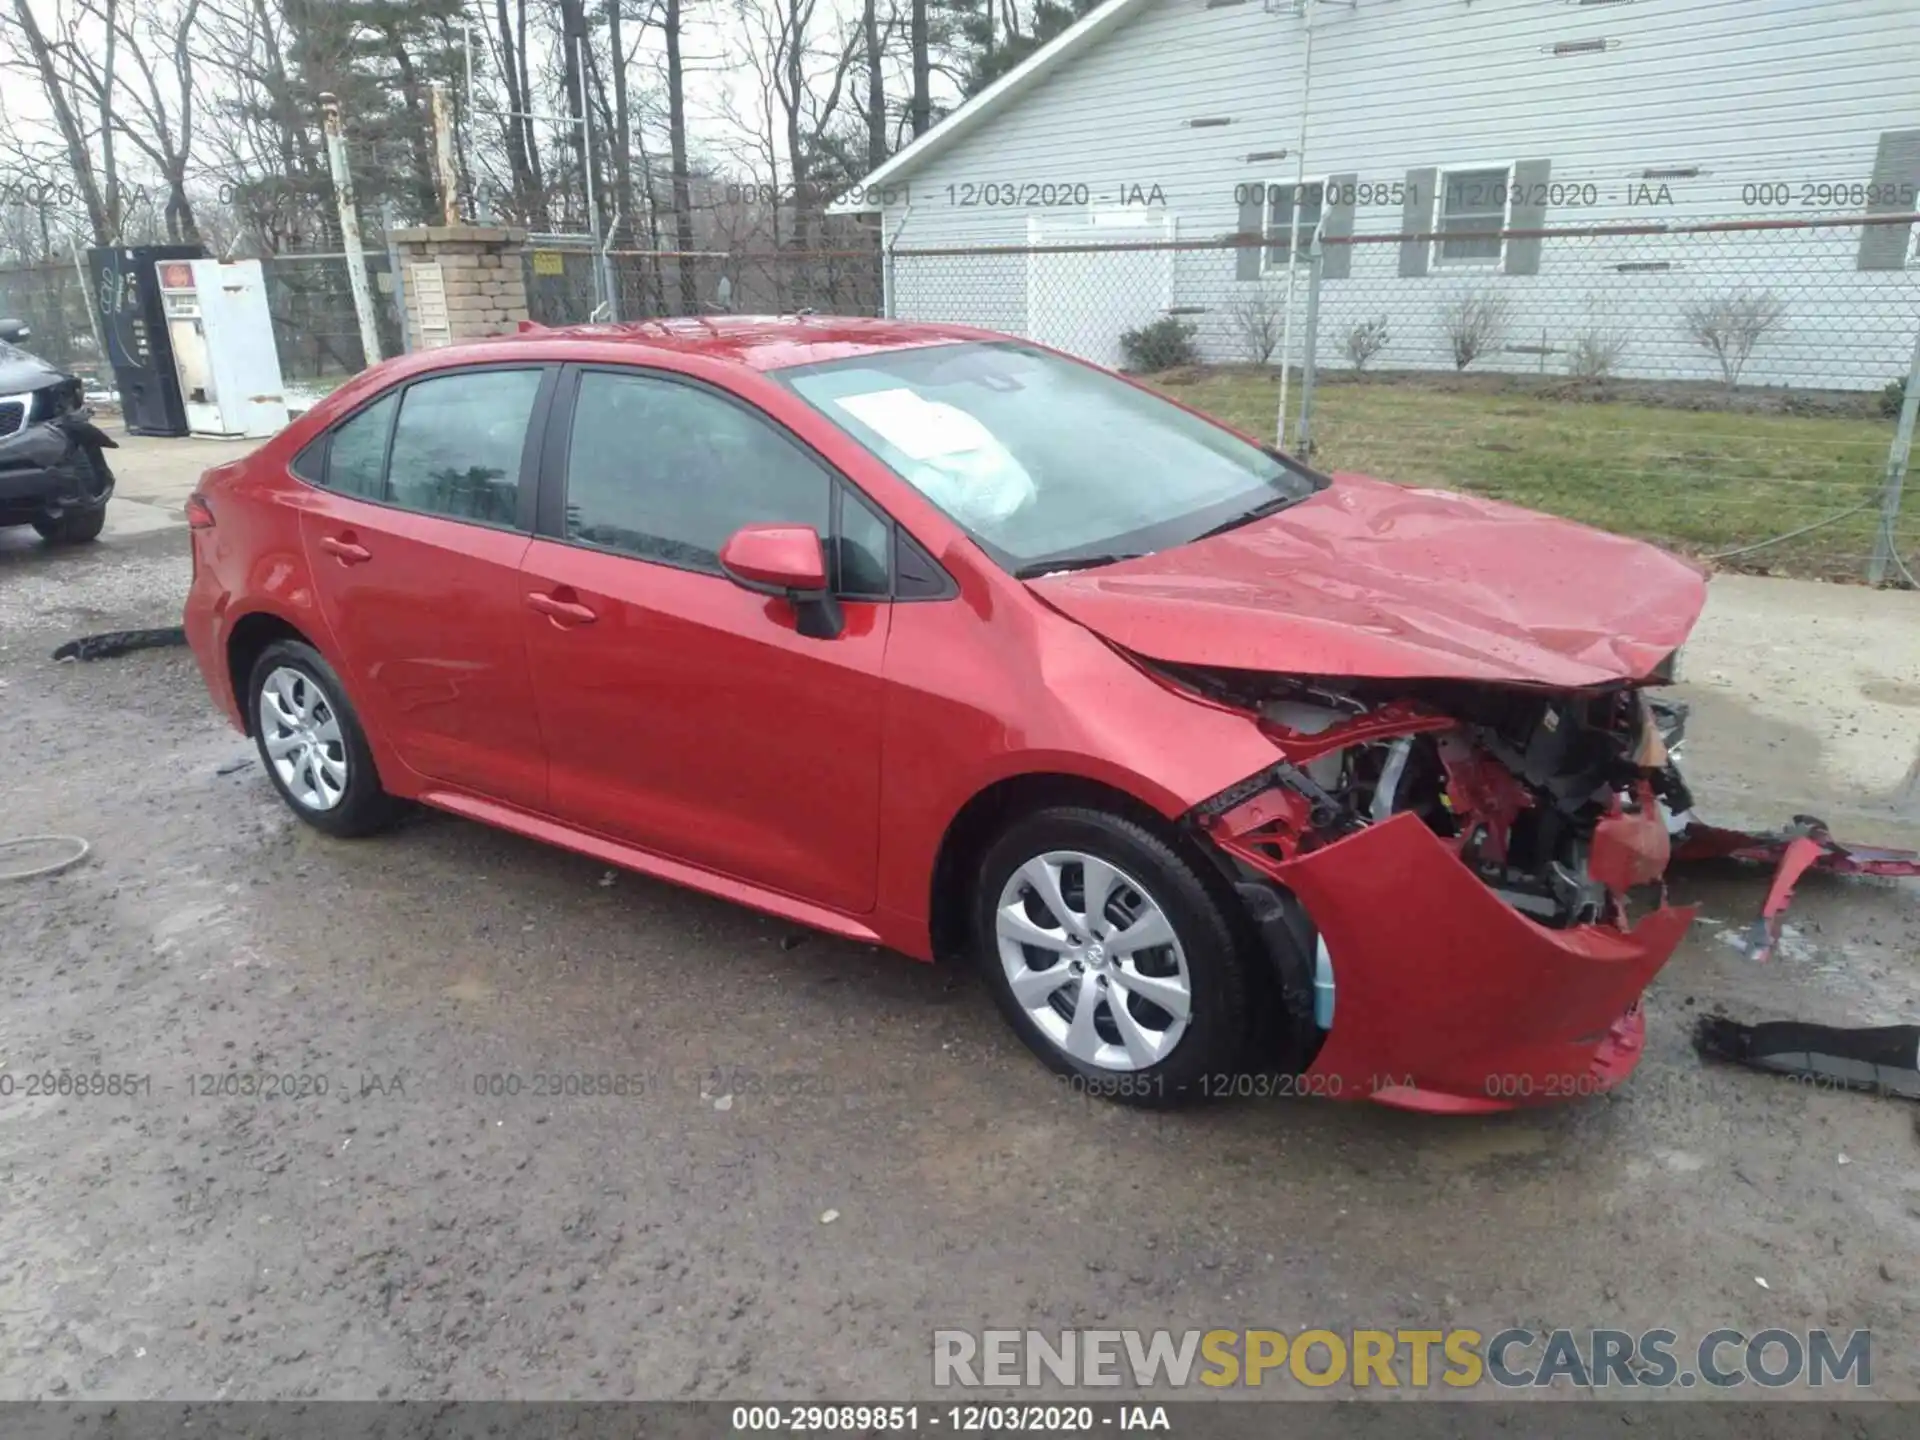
321,393,396,500
386,369,542,526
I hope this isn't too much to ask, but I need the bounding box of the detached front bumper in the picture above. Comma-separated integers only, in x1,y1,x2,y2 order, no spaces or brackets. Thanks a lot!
0,414,116,523
1234,813,1694,1112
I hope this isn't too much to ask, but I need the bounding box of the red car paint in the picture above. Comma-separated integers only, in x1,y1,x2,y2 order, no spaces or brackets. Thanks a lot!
185,316,1713,1111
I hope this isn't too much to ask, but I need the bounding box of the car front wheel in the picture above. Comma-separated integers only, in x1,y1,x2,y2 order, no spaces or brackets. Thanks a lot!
247,639,401,837
974,806,1253,1104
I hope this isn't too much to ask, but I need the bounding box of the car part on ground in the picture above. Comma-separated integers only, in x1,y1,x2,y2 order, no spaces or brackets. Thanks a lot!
0,336,118,543
1693,1014,1920,1101
51,627,189,662
1672,816,1920,962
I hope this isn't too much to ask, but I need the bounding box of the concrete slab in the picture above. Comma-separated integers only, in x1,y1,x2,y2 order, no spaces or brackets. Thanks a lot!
1676,572,1920,847
102,420,260,518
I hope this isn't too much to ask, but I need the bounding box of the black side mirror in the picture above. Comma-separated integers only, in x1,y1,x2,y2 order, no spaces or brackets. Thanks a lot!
0,319,30,344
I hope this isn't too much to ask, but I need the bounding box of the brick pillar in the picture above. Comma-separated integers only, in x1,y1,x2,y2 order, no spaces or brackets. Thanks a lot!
389,225,530,350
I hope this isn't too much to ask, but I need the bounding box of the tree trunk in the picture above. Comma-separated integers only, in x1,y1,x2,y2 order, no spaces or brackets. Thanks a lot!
557,0,590,231
665,0,698,312
863,0,885,172
11,0,114,241
606,0,634,244
910,0,930,136
516,0,547,224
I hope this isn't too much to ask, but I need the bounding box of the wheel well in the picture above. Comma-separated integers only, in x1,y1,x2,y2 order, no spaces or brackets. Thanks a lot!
226,613,312,735
927,772,1242,965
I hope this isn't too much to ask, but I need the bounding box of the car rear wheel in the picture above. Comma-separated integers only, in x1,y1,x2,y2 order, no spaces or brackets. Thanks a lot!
247,639,401,837
974,806,1253,1104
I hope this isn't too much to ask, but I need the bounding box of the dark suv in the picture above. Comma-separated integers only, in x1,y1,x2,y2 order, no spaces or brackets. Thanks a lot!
0,319,117,543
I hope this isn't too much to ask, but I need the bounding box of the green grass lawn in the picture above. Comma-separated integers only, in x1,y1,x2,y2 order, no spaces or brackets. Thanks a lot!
1151,370,1915,584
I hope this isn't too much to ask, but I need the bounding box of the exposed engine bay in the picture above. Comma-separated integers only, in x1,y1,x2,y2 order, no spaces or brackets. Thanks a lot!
1173,663,1694,930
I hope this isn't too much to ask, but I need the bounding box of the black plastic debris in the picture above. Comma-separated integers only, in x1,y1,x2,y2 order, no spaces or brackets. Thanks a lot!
1693,1014,1920,1100
52,626,187,661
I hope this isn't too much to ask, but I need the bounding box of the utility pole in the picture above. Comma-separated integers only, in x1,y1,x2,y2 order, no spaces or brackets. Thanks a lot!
319,93,384,368
1274,0,1317,449
1868,325,1920,584
431,82,460,225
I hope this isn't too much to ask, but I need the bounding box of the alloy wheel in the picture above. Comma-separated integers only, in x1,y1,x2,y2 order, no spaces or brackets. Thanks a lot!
259,665,349,811
994,850,1193,1071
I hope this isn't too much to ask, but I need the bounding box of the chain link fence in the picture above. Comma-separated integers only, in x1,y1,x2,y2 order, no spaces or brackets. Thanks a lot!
888,216,1920,583
518,229,884,327
0,258,98,376
0,251,405,397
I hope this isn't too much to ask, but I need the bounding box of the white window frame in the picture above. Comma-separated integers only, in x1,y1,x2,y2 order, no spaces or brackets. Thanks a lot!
1431,162,1515,271
1259,175,1328,274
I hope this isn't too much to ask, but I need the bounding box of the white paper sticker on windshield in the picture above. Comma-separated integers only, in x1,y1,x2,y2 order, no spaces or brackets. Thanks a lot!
833,388,996,461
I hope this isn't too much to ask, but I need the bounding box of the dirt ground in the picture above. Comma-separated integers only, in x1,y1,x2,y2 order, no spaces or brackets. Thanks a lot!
2,442,1919,1403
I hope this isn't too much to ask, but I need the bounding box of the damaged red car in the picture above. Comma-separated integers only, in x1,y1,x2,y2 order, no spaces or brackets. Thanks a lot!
184,317,1718,1112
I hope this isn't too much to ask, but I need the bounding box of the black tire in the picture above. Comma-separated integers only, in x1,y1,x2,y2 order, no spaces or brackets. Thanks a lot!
246,638,403,837
31,502,106,544
973,806,1254,1106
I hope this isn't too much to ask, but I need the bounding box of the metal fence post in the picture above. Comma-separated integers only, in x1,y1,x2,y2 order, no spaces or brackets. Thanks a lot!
1869,323,1920,585
381,201,411,355
1295,224,1324,456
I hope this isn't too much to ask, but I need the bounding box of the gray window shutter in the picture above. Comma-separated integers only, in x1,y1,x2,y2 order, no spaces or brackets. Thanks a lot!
1399,168,1435,278
1504,158,1551,275
1321,172,1357,280
1236,181,1267,281
1858,129,1920,271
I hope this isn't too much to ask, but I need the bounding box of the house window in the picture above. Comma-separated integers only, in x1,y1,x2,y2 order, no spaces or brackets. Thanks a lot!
1435,166,1510,266
1263,180,1324,269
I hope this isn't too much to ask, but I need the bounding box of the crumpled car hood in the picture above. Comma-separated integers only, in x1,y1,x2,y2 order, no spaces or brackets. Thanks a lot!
1026,474,1709,686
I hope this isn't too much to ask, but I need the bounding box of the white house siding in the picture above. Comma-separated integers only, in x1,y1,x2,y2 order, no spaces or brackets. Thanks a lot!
877,0,1920,390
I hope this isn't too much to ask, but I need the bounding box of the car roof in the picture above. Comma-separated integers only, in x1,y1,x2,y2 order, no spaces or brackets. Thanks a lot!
494,314,990,372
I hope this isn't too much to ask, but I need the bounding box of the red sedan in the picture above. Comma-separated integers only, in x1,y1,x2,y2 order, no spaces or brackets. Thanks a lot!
184,316,1710,1110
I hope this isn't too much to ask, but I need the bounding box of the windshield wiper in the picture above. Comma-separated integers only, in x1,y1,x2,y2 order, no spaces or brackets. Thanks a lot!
1012,552,1145,580
1192,493,1301,542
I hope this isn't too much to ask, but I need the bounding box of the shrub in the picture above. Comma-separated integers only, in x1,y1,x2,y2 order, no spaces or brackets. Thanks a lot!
1440,289,1512,371
1344,316,1390,373
1881,376,1909,419
1681,289,1786,393
1119,315,1200,372
1567,325,1629,381
1228,289,1283,365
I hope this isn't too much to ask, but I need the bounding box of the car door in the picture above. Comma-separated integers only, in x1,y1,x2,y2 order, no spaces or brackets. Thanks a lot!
519,365,892,914
296,364,553,810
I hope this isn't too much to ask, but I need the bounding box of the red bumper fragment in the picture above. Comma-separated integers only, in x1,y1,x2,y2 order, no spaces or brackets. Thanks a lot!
1673,816,1920,962
1258,814,1694,1110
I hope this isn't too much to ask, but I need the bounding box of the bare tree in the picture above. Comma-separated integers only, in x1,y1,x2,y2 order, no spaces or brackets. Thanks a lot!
909,0,929,135
1228,287,1281,364
1567,324,1628,381
1343,315,1389,373
665,0,698,310
1682,289,1786,393
71,0,202,243
1440,288,1511,371
3,0,122,242
863,0,886,171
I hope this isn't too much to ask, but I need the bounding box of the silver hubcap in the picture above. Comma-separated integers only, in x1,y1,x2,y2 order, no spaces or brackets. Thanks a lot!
996,850,1192,1071
260,666,348,811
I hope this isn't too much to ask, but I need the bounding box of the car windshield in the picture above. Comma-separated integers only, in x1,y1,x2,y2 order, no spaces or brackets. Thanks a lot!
776,340,1322,575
